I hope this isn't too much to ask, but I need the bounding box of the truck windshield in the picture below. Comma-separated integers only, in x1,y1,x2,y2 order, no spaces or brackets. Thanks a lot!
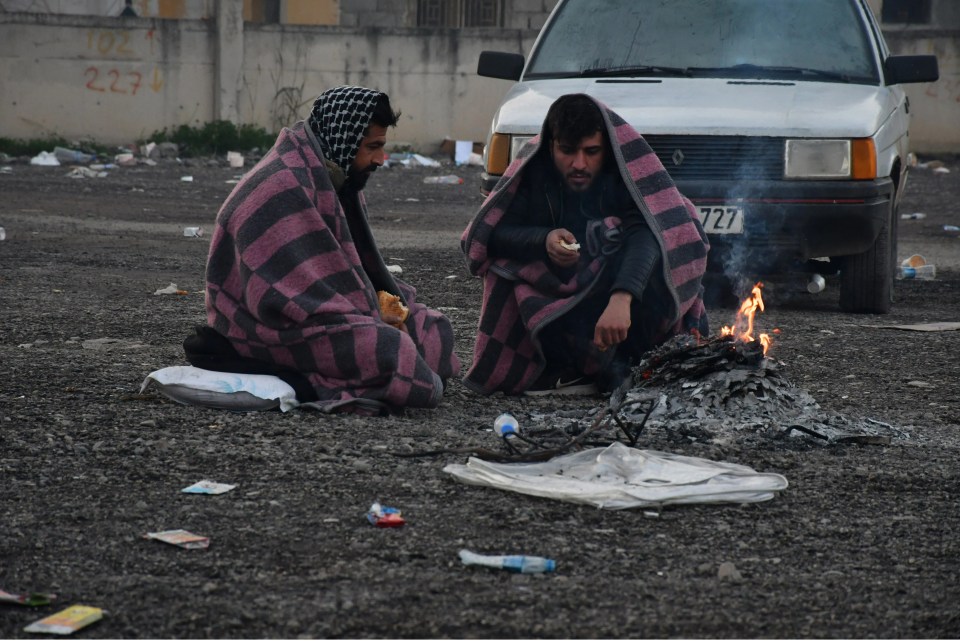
525,0,879,84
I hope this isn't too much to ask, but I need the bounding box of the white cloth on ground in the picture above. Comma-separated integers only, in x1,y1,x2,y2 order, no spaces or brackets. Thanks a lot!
444,442,788,509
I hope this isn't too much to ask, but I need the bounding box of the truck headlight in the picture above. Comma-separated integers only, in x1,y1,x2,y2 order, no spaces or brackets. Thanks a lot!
784,139,876,180
510,136,534,163
484,134,536,176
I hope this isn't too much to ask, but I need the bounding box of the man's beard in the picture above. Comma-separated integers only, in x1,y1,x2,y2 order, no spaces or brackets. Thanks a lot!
346,164,378,191
564,170,595,192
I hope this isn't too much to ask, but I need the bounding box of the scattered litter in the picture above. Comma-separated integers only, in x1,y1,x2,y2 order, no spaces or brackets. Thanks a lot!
180,176,194,182
114,153,136,166
718,561,743,582
900,264,935,279
453,140,474,165
24,605,103,635
933,166,950,174
906,380,934,388
30,151,60,166
0,166,13,174
144,529,210,549
386,264,403,275
183,226,203,238
182,480,236,495
445,274,457,279
142,141,157,157
153,283,189,295
459,549,556,574
493,412,519,437
860,321,960,332
944,225,960,234
66,167,107,179
0,226,5,241
53,146,94,164
0,589,57,607
404,197,419,202
227,151,244,168
80,337,148,351
411,153,441,168
366,501,406,528
900,212,926,220
899,254,935,279
423,175,463,185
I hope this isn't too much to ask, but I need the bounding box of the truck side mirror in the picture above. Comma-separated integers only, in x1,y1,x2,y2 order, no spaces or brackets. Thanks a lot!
884,55,939,85
478,51,525,81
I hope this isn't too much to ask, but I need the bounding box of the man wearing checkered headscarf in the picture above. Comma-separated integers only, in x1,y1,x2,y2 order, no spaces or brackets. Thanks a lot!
308,85,382,179
189,86,460,415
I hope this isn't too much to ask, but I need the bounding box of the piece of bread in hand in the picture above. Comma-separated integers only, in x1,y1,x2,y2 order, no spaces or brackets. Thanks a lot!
377,290,409,328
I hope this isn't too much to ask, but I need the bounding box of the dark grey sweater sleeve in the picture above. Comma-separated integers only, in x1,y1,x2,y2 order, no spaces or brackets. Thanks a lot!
611,219,661,300
487,181,552,261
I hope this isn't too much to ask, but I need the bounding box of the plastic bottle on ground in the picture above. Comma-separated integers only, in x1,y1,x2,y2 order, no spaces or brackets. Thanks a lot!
493,412,519,437
53,146,93,164
900,264,936,280
459,549,556,574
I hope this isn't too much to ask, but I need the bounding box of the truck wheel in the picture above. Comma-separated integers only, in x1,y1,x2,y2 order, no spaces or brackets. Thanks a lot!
839,202,895,314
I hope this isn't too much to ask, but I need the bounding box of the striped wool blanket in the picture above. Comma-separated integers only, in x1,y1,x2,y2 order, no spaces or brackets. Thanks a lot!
460,97,709,395
205,122,459,412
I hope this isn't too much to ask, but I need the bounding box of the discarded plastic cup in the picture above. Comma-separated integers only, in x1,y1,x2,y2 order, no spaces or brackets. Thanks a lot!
901,254,927,268
183,226,203,238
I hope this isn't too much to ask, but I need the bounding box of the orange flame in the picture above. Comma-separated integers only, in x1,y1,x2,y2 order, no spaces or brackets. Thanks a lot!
720,282,773,354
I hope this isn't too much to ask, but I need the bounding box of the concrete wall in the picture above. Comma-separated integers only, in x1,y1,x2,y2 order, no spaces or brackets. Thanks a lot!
0,11,536,150
0,7,956,152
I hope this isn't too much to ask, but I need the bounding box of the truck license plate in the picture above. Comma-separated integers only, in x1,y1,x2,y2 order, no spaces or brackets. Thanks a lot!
697,205,744,234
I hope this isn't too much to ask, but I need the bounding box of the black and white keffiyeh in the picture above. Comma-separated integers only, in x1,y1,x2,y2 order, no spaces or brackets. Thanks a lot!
307,86,383,178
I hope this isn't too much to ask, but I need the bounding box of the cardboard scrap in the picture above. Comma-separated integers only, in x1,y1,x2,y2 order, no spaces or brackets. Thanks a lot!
24,605,103,635
144,529,210,549
181,480,236,494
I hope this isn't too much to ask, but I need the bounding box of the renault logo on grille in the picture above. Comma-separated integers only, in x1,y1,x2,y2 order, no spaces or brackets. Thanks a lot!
672,149,685,166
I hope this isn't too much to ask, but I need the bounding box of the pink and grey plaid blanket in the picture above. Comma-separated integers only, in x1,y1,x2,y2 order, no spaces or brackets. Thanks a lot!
460,97,709,395
205,122,459,411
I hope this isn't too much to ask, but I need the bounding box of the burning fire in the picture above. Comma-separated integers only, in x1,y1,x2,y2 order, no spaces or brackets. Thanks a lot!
720,282,773,354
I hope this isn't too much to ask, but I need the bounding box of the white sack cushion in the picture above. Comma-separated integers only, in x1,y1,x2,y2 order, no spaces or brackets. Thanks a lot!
140,366,299,412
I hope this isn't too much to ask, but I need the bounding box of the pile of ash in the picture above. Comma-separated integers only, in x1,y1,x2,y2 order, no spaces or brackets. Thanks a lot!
528,334,908,447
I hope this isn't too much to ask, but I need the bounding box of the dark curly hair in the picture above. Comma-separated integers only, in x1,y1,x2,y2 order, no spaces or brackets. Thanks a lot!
545,93,605,147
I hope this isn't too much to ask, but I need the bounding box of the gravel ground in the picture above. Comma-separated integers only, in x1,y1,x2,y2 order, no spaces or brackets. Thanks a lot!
1,154,959,639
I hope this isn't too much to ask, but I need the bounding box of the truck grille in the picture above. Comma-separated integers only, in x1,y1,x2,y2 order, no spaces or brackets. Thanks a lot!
643,135,785,180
